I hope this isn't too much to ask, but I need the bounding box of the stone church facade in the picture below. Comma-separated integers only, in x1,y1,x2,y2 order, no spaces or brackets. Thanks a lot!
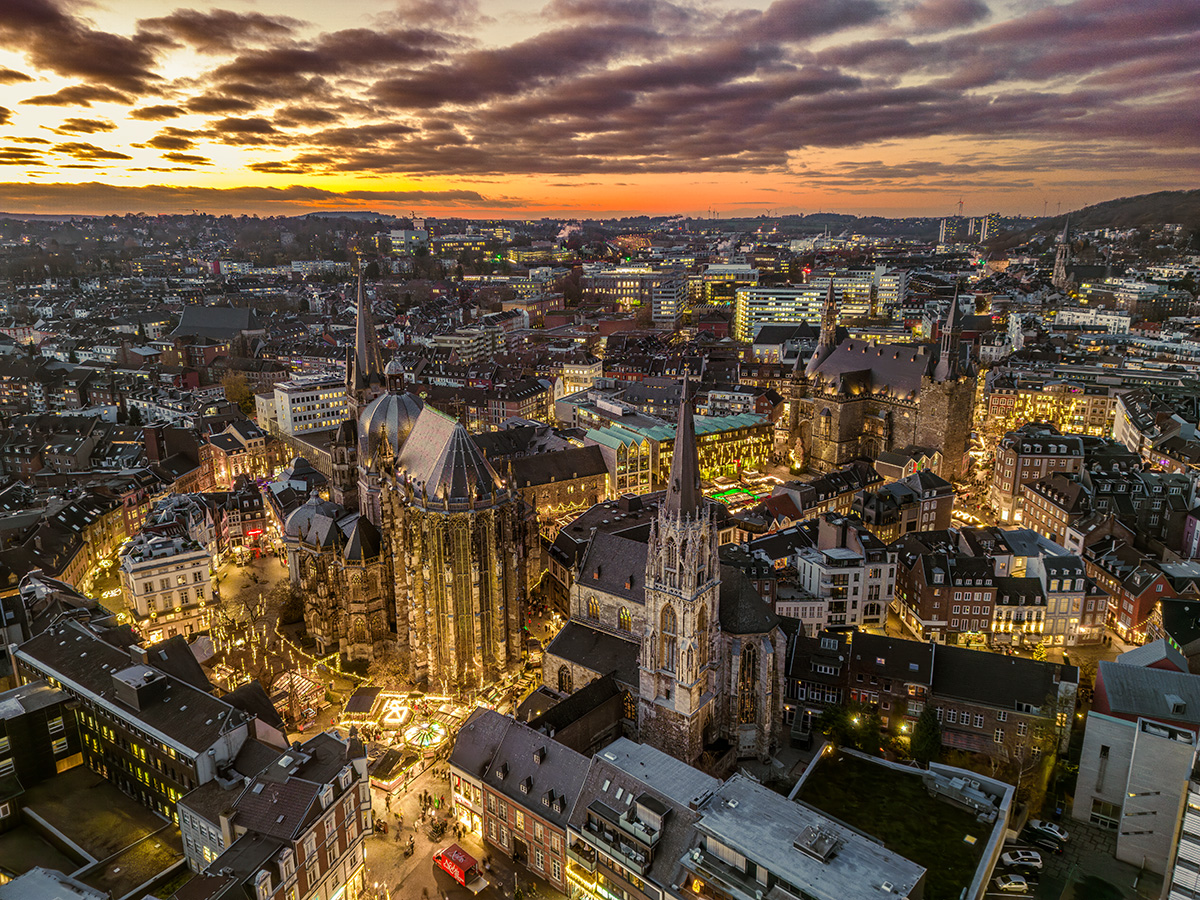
542,386,786,768
285,276,529,691
791,284,976,481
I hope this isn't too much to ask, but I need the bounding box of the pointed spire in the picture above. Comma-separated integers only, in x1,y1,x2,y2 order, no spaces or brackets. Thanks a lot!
934,283,962,381
805,281,838,376
353,266,383,389
664,377,703,518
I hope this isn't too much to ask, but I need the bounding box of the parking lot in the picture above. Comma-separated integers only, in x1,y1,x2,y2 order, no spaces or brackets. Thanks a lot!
988,821,1163,899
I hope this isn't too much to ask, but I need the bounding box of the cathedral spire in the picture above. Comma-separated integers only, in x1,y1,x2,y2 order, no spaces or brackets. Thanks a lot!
347,263,385,419
934,283,962,382
805,281,837,376
664,377,703,518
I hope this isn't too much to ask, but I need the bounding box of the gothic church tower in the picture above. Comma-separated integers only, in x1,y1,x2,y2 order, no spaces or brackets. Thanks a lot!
639,381,721,767
331,270,386,510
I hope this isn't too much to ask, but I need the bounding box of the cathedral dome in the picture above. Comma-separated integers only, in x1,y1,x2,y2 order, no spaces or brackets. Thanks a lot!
357,391,424,464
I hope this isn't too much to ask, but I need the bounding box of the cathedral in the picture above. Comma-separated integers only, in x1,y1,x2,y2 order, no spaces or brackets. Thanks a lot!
790,283,977,480
541,386,786,768
284,277,528,692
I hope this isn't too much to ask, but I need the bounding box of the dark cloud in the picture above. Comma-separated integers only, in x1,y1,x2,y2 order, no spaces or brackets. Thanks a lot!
247,160,316,174
135,128,197,151
22,85,131,107
139,9,302,53
391,0,491,27
0,181,521,215
212,117,276,135
906,0,989,30
161,151,211,165
0,147,44,165
186,95,258,115
0,0,165,93
52,117,117,135
273,107,341,127
0,67,32,84
0,0,1194,195
11,136,50,144
130,104,185,121
371,23,659,108
51,142,132,161
0,107,10,126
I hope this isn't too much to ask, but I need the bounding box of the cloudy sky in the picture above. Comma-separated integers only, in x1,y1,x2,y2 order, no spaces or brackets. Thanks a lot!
0,0,1195,217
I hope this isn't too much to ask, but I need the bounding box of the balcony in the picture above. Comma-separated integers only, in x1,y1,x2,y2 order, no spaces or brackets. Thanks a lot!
567,839,596,871
580,811,648,873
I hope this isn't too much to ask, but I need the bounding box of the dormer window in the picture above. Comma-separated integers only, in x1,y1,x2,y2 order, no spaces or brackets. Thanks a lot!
496,763,508,780
338,766,352,790
533,747,546,765
320,785,334,808
255,869,272,900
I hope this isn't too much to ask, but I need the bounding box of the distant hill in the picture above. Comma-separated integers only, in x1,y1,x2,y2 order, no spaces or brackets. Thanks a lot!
1036,189,1200,234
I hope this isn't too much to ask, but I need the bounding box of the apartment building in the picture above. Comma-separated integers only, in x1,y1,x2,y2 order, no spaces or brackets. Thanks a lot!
853,470,955,543
894,549,996,644
733,285,825,341
990,424,1084,523
790,514,893,631
119,530,214,642
176,732,370,900
450,708,588,894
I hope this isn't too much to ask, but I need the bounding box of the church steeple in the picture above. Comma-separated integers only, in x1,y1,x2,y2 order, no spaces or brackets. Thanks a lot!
664,378,703,519
347,266,385,419
934,284,962,382
805,281,838,376
1052,215,1072,290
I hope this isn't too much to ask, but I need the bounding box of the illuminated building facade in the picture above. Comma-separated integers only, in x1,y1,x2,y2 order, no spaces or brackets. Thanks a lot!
989,425,1084,524
298,276,529,691
544,388,786,769
985,377,1119,438
119,531,214,642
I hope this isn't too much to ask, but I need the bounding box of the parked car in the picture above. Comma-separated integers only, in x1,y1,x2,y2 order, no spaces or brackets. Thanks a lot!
1001,849,1043,870
995,874,1031,894
1028,819,1069,842
1026,834,1065,854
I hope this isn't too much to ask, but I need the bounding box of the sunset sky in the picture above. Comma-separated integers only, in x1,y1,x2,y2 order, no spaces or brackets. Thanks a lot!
0,0,1196,218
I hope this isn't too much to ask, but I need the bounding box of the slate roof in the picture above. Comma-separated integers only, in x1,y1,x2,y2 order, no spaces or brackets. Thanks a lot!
173,306,262,340
528,673,621,736
810,340,934,397
577,531,649,604
718,565,779,634
543,621,641,689
480,715,589,831
397,407,505,504
994,576,1046,608
509,445,608,487
1098,659,1200,726
932,643,1077,710
1115,639,1188,673
15,619,250,755
848,631,933,683
449,707,514,779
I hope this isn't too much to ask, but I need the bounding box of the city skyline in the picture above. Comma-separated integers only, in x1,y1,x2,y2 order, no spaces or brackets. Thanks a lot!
0,0,1196,217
